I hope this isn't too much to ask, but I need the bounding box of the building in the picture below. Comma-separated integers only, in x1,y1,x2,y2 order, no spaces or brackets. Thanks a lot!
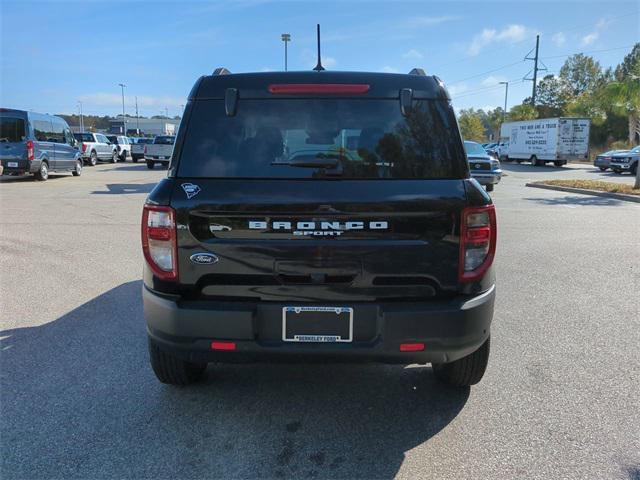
109,116,180,136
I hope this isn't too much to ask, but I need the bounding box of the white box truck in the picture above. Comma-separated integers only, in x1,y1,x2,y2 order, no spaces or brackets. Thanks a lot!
499,117,590,166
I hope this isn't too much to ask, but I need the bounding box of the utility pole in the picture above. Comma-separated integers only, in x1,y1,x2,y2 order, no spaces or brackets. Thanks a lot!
165,107,169,118
135,96,139,133
524,35,545,106
499,81,509,122
281,33,291,71
77,101,84,133
118,83,127,133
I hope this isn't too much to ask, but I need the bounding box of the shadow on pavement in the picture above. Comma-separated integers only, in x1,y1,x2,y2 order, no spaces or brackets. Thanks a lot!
96,164,168,172
501,162,568,173
91,183,158,194
524,195,623,206
1,281,468,479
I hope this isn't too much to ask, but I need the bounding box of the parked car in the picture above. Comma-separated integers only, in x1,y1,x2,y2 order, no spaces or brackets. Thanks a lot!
73,132,118,165
130,137,154,162
106,135,131,162
464,140,502,192
594,149,628,171
142,68,496,387
0,108,83,180
610,146,639,175
144,135,175,169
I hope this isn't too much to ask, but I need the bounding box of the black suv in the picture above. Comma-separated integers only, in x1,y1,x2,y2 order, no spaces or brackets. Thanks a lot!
142,69,496,387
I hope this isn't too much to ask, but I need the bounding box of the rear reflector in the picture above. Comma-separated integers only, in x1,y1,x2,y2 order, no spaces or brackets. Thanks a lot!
400,343,425,352
211,341,236,351
268,84,370,94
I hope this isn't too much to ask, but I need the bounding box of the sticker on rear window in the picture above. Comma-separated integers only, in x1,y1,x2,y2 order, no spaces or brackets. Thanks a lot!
181,183,201,199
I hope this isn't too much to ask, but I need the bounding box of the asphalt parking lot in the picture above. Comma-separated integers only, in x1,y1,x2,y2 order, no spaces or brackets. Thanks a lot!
1,162,638,480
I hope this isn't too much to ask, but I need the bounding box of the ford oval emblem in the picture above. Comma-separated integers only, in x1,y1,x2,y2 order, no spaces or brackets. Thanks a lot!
190,253,219,265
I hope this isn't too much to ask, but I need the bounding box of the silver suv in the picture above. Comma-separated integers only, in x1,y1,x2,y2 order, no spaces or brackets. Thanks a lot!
73,133,118,165
106,135,132,162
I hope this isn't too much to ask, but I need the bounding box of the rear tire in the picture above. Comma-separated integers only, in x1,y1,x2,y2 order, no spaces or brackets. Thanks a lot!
148,338,207,386
553,160,564,167
72,159,82,176
89,151,98,166
486,183,494,192
119,150,127,162
132,156,139,163
531,155,541,166
598,166,607,171
146,160,155,169
432,337,490,387
34,161,48,181
111,150,118,163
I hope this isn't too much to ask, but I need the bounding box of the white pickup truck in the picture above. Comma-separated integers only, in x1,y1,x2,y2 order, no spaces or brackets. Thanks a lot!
144,135,175,169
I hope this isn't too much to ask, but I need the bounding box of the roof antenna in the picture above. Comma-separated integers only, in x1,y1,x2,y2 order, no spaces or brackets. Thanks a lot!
313,24,325,71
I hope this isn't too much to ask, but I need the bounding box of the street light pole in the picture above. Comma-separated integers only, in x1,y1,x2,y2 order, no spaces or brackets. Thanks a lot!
281,33,291,71
499,81,509,123
135,96,139,133
118,83,126,134
77,101,84,133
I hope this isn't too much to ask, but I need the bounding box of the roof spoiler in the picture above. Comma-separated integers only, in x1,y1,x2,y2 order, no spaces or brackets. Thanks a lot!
409,68,426,76
212,67,231,75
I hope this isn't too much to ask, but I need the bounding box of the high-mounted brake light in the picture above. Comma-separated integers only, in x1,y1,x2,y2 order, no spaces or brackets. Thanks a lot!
459,205,496,283
141,205,178,281
268,84,370,94
26,140,34,161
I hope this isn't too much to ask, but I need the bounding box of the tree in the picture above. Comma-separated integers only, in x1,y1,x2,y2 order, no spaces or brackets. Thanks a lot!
457,109,486,141
507,104,538,121
532,74,571,117
559,54,603,97
485,107,505,140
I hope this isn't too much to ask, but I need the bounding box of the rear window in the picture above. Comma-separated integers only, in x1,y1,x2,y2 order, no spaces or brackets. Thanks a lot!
0,116,27,142
177,99,466,179
154,136,175,145
74,133,94,142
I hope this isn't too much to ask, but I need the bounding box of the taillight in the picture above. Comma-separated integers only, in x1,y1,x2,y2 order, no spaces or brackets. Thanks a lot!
144,146,148,154
81,143,87,153
26,140,34,161
459,205,497,283
141,205,178,281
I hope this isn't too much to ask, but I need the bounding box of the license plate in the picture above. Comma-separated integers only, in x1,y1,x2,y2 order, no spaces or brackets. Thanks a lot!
7,162,18,167
282,306,353,342
160,156,168,160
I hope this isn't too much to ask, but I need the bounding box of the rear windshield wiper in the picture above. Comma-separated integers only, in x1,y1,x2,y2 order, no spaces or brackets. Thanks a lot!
272,154,340,169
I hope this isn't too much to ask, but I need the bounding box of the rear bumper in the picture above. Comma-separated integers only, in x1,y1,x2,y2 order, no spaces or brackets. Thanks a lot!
144,285,495,364
1,159,37,175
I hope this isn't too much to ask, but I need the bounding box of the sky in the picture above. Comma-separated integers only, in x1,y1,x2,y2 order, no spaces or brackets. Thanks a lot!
0,0,638,118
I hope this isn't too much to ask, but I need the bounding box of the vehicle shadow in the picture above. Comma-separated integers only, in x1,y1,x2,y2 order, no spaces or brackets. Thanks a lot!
96,164,169,172
0,281,469,479
91,183,158,194
524,195,623,206
500,162,567,173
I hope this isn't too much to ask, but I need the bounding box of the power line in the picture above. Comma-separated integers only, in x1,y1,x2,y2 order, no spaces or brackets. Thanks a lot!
447,60,525,85
540,44,636,60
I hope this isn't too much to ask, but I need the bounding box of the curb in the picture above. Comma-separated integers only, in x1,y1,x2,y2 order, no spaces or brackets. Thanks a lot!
525,183,640,204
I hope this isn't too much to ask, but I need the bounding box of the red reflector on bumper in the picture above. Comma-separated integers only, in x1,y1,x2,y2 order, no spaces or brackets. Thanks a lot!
211,341,236,351
400,343,425,352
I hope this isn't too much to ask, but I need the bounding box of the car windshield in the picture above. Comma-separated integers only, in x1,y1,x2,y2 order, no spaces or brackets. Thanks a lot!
177,98,467,179
464,141,487,156
0,116,26,142
155,136,175,145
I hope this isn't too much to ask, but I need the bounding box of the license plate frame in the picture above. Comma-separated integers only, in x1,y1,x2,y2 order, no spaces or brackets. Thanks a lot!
282,306,353,343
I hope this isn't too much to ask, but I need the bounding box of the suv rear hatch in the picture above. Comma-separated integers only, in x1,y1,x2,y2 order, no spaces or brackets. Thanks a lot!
0,112,28,169
161,76,482,303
